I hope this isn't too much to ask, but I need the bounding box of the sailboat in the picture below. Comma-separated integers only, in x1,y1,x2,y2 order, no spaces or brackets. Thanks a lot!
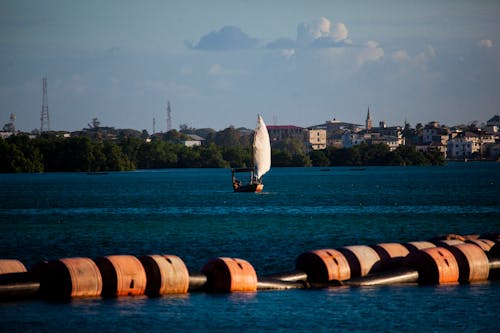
232,114,271,193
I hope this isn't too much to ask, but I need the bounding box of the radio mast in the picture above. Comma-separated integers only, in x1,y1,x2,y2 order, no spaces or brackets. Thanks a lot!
40,77,50,132
166,101,172,132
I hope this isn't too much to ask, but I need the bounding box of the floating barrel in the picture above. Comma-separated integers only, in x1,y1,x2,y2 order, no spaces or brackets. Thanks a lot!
296,249,351,282
39,257,102,299
447,244,489,283
432,239,465,247
0,259,27,274
139,255,189,296
337,245,381,277
201,257,257,292
95,255,147,297
406,247,459,284
430,234,466,241
403,241,436,253
465,239,496,252
371,243,410,269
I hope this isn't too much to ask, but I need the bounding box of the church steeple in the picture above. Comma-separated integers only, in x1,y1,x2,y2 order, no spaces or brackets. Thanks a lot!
366,106,373,130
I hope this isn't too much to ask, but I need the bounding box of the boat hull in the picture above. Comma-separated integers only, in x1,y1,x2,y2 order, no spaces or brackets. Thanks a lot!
234,183,264,193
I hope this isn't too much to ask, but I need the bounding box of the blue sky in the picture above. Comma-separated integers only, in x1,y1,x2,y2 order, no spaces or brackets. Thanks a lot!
1,0,499,132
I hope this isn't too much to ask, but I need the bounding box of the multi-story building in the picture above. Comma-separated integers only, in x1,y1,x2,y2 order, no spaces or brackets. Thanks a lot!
266,125,305,142
447,132,480,158
307,129,327,150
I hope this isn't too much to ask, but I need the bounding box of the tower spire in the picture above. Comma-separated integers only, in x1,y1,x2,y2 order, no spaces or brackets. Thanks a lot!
365,106,372,130
40,77,50,132
166,101,172,132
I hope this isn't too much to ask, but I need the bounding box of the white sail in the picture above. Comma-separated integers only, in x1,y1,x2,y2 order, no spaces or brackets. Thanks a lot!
253,114,271,179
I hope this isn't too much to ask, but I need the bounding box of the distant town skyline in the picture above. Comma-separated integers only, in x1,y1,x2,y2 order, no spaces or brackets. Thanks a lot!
1,1,499,132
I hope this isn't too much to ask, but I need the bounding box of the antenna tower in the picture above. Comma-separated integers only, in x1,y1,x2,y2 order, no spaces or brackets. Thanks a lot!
40,77,50,132
166,101,172,132
153,118,156,134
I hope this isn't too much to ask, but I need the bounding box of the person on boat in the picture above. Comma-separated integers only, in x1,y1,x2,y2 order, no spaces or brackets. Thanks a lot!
233,179,242,190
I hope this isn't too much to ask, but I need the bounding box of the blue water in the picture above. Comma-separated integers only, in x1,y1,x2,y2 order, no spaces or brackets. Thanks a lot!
1,163,499,332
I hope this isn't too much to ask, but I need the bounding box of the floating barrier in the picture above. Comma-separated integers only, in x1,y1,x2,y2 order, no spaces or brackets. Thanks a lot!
94,255,147,297
201,257,257,292
402,241,436,253
39,257,102,299
371,243,409,269
345,268,419,287
295,249,350,282
465,239,496,252
406,247,459,284
447,244,489,283
337,245,381,277
0,259,27,274
139,255,189,296
0,259,38,301
1,231,499,302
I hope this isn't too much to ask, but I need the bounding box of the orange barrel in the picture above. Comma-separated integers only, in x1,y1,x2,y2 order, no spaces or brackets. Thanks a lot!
462,234,480,240
295,249,351,282
430,234,465,241
371,243,410,269
39,257,102,299
448,244,489,283
337,245,381,277
95,255,147,297
0,259,27,274
139,255,189,296
403,241,436,253
406,247,459,284
201,257,257,292
432,239,465,247
465,239,496,252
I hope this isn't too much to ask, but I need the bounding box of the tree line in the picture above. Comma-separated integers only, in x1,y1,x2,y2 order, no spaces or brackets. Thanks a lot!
0,129,444,173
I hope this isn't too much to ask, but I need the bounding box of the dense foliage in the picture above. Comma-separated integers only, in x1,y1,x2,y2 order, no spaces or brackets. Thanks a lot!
0,131,444,173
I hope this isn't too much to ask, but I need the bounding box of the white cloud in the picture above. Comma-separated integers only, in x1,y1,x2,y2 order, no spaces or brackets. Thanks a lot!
331,22,349,42
208,64,223,76
356,41,384,66
479,39,493,48
281,49,295,59
296,17,349,46
392,50,410,62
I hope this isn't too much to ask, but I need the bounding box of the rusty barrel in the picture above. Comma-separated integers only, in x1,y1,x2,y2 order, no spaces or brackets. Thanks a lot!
448,244,489,283
201,257,257,292
0,259,27,274
139,255,189,296
39,257,102,299
403,241,436,253
337,245,381,277
371,243,409,269
406,247,459,284
295,249,351,282
95,255,147,297
432,239,465,247
465,239,496,252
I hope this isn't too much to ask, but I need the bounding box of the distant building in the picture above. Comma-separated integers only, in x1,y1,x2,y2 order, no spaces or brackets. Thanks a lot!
365,107,373,130
307,129,327,151
447,132,480,158
266,125,306,141
184,134,205,147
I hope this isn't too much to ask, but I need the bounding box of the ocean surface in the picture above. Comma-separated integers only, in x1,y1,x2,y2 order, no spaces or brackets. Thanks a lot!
0,163,499,332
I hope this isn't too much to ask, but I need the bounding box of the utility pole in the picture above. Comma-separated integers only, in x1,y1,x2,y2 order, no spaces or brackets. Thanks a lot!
40,77,50,132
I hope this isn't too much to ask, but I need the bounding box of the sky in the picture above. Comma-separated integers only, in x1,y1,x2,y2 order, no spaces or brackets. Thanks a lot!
1,0,499,133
